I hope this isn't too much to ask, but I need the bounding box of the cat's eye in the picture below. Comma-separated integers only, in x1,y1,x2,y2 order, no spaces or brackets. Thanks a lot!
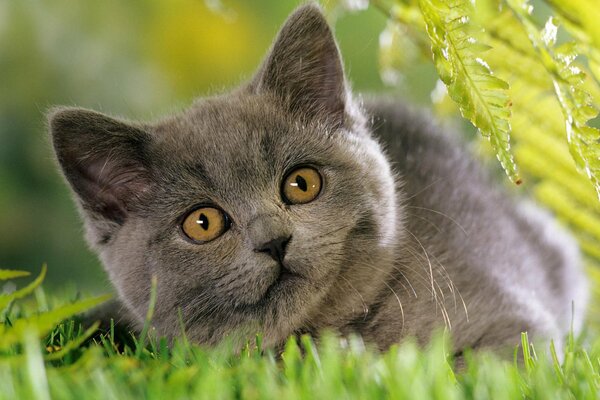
282,166,322,205
182,207,230,243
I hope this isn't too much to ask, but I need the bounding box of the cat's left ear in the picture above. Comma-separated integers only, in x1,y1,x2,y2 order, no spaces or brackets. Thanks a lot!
251,4,347,127
48,108,152,230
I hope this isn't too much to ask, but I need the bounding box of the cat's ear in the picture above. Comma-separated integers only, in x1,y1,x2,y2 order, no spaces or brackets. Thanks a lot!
251,4,347,127
48,108,152,227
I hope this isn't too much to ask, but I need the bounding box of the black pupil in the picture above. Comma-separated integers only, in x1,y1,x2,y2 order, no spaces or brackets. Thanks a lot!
295,175,308,192
197,213,209,231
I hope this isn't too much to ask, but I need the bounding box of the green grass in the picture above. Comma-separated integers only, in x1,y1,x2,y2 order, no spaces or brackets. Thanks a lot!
1,268,600,399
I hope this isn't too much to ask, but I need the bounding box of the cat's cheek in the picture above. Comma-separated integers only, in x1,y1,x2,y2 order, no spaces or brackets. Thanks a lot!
97,246,152,324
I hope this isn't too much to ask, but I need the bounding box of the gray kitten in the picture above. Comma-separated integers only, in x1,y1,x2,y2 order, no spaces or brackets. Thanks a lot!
49,4,588,354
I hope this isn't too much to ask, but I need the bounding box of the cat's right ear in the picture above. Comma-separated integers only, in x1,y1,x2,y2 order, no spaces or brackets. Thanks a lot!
250,4,348,128
48,108,152,228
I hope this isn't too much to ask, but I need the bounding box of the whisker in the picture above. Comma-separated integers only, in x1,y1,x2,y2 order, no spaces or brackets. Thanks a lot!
402,178,443,202
404,230,436,303
382,279,405,335
408,213,443,234
339,275,369,318
402,242,453,329
406,205,469,236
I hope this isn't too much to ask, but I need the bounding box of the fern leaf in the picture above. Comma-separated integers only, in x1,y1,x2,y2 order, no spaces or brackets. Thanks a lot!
535,182,600,243
507,0,600,198
379,21,421,86
515,143,600,213
418,0,520,183
0,269,30,280
0,264,46,311
545,0,600,52
590,57,600,84
484,11,554,90
581,238,600,261
372,1,600,265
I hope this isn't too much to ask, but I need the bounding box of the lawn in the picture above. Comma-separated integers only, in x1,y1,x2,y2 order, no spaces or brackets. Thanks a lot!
1,266,599,399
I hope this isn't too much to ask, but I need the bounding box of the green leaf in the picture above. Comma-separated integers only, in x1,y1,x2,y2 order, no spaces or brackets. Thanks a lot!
0,264,46,311
545,0,600,52
379,21,421,86
0,294,111,350
418,0,520,184
535,182,600,243
507,0,600,199
0,269,30,280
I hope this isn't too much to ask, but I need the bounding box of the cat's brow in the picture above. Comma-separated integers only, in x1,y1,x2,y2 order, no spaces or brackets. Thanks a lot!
260,129,280,168
186,163,216,189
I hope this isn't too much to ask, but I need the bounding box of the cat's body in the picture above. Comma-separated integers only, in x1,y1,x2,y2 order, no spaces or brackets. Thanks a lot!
355,99,586,352
50,4,587,354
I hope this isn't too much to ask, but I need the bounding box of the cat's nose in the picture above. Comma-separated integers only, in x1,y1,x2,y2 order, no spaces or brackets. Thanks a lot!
255,236,291,263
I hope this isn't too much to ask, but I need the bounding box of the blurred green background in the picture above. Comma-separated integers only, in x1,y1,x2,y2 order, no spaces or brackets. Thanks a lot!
0,0,443,290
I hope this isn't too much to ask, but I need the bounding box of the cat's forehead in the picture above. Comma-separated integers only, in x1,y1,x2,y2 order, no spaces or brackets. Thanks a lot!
151,94,335,172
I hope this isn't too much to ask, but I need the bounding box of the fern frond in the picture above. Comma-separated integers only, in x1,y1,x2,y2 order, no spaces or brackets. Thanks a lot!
418,0,520,183
379,21,421,86
484,11,553,90
509,79,600,262
514,143,599,213
372,1,600,262
535,182,600,244
507,0,600,198
544,0,600,54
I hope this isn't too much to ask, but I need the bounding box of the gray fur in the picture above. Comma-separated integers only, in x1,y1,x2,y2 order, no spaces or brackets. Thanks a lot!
48,4,587,353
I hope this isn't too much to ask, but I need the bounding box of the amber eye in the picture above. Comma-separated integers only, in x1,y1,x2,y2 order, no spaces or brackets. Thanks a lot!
282,166,322,205
182,207,229,243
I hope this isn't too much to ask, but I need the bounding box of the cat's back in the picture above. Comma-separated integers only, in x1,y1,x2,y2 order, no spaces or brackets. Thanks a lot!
362,97,587,351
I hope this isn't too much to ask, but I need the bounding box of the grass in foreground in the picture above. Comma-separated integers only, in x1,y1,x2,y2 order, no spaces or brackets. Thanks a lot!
1,267,599,399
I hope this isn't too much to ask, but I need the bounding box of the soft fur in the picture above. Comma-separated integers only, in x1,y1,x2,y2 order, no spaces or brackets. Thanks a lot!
49,4,588,354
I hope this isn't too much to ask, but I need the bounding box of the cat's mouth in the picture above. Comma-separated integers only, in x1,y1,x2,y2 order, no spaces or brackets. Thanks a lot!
262,263,302,300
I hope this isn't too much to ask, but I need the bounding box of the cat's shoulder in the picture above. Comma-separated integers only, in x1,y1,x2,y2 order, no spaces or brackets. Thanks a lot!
362,97,466,162
362,96,482,186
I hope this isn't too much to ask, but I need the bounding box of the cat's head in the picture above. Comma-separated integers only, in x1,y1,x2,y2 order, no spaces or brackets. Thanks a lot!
49,4,400,346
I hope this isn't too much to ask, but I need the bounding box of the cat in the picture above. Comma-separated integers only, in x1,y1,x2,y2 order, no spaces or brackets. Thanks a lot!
49,3,588,355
